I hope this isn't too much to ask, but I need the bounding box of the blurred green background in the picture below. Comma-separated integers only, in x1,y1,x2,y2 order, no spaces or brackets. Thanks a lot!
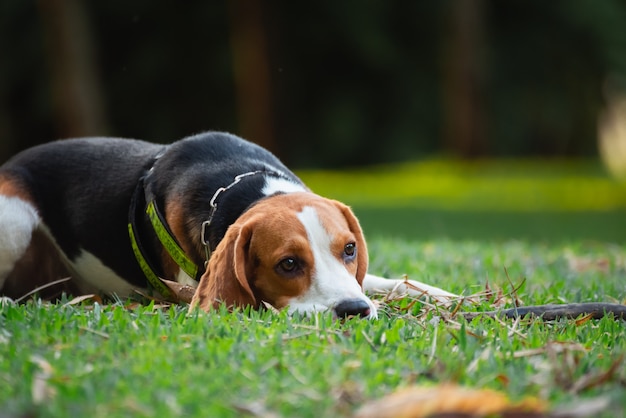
2,1,626,241
298,159,626,242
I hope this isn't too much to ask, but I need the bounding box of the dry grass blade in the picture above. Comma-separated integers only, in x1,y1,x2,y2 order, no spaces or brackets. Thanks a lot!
360,330,378,352
78,326,110,339
504,267,525,308
261,301,281,314
232,400,279,418
15,277,72,303
569,355,624,394
63,294,103,306
551,397,612,417
30,355,56,405
513,341,587,359
574,313,595,326
161,279,196,303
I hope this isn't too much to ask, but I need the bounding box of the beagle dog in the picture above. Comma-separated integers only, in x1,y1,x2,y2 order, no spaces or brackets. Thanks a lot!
0,131,455,318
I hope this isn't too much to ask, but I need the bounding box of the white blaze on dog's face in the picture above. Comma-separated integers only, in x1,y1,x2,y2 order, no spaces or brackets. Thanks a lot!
250,194,376,318
287,205,377,317
194,192,377,318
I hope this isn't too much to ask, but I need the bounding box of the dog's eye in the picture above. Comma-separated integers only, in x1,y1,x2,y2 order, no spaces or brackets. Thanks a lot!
276,257,305,278
278,258,297,273
344,243,356,258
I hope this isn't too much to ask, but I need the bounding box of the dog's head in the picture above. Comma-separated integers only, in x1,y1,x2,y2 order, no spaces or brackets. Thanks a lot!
191,192,377,318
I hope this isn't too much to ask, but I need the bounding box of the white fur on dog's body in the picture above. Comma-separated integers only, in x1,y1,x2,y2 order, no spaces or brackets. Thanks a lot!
0,196,40,285
0,195,145,297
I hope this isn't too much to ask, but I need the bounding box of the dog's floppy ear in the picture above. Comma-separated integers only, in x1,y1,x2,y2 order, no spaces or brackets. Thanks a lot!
333,200,368,285
191,221,257,311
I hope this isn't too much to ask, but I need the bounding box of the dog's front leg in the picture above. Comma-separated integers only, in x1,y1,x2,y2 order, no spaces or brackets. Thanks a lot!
362,274,458,304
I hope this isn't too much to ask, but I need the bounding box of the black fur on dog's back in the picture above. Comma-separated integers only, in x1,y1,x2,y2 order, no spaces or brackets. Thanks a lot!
146,132,304,255
1,137,163,270
0,132,305,291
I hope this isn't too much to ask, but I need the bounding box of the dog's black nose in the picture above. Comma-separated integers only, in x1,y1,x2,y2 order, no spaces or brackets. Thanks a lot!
334,298,371,318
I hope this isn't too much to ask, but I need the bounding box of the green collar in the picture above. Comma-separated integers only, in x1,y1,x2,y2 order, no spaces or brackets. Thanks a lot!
127,178,199,299
145,199,198,280
128,169,272,298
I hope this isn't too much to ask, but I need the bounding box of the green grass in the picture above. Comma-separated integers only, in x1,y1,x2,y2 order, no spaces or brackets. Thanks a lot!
297,158,626,212
300,158,626,242
2,159,626,417
1,239,625,417
354,207,626,242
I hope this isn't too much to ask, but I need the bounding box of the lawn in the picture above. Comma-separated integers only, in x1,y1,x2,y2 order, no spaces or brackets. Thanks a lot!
299,158,626,242
1,159,625,417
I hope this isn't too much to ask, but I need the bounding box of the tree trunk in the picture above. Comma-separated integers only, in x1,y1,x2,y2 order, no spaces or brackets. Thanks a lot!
38,0,107,138
228,0,275,152
440,0,488,157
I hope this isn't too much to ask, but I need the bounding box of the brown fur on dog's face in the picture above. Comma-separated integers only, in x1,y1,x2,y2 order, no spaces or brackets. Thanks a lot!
190,192,373,315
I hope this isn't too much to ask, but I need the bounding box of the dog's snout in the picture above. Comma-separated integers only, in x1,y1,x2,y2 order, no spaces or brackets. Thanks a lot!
334,298,371,318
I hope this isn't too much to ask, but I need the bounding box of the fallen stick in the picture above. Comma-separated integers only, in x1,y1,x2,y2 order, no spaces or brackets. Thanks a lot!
461,302,626,321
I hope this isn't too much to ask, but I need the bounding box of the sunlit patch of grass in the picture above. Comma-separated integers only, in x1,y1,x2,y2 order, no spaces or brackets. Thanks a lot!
297,158,626,211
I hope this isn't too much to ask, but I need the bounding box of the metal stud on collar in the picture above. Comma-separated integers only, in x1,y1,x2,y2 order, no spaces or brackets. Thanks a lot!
201,170,264,266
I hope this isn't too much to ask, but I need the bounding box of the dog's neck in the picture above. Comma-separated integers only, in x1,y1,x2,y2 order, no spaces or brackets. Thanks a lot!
197,169,307,253
128,168,306,297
